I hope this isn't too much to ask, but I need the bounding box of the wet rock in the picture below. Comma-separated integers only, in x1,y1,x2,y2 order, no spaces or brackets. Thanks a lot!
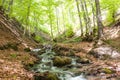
24,48,31,52
46,73,59,80
32,48,41,52
76,58,90,64
66,51,75,57
30,48,46,58
37,48,46,55
53,56,72,67
34,73,46,80
34,72,59,80
89,45,120,58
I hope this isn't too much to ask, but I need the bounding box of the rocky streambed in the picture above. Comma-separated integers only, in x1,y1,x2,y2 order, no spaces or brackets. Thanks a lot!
28,42,120,80
29,45,92,80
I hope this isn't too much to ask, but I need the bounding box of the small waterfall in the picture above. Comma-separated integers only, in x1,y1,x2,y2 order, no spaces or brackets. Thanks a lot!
31,46,87,80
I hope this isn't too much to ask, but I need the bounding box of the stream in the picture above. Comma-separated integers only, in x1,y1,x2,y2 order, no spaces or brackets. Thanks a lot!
31,47,87,80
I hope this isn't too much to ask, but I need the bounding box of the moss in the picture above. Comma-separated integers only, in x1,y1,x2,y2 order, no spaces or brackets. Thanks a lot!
47,73,59,80
10,53,18,58
76,57,90,64
34,35,44,43
65,28,74,38
6,42,18,51
63,37,82,43
24,48,31,52
34,72,59,80
53,56,72,67
102,68,115,74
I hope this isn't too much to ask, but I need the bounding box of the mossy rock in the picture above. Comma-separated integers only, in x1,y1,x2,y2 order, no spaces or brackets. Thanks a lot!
6,42,18,51
0,46,4,50
102,68,115,74
66,51,75,56
34,72,59,80
76,57,90,64
53,56,72,67
0,42,18,50
37,48,46,55
46,73,59,80
24,48,31,52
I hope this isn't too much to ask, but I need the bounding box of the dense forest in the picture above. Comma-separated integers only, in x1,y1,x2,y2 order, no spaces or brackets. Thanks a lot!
1,0,120,41
0,0,120,80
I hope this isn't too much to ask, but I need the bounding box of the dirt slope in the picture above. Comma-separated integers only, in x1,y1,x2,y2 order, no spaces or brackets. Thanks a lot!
0,9,37,80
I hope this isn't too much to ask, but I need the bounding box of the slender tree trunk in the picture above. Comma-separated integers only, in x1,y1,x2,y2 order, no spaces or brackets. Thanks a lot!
80,0,88,35
83,0,91,35
34,12,38,34
62,5,66,33
23,1,31,37
95,0,103,39
75,0,83,36
1,0,5,6
48,0,54,39
55,7,60,35
90,0,96,28
7,0,13,13
88,0,96,35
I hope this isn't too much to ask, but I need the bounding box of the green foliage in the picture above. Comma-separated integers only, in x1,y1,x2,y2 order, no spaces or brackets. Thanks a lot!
65,24,74,38
10,53,17,58
34,35,44,43
101,0,120,24
2,0,120,40
63,37,82,43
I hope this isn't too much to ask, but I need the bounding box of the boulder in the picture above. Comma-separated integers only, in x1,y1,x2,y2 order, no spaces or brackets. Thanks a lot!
76,58,90,64
34,72,59,80
90,45,120,58
53,56,72,67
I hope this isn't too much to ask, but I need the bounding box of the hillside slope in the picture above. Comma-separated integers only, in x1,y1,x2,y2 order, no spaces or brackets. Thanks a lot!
0,8,37,80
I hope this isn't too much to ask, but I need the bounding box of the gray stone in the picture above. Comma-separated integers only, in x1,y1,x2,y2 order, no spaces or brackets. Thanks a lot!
91,45,120,58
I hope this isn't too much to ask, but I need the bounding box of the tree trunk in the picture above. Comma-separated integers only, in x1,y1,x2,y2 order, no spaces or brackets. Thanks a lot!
48,0,54,39
80,0,88,35
7,0,13,15
88,0,96,35
55,7,60,35
75,0,83,36
83,0,91,35
23,1,31,37
1,0,5,6
95,0,103,39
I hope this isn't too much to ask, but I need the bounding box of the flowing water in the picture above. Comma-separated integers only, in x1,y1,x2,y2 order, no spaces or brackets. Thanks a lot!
31,47,87,80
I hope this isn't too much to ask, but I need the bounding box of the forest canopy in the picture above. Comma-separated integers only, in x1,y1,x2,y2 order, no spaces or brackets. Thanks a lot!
0,0,120,41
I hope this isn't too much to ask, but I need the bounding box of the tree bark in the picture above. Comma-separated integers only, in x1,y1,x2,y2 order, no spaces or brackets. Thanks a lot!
75,0,83,36
55,7,60,35
88,0,96,35
83,0,91,34
23,0,31,37
95,0,103,39
80,0,88,35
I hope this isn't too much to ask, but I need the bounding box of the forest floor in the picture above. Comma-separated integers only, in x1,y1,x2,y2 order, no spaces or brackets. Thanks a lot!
0,9,120,80
53,37,120,80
